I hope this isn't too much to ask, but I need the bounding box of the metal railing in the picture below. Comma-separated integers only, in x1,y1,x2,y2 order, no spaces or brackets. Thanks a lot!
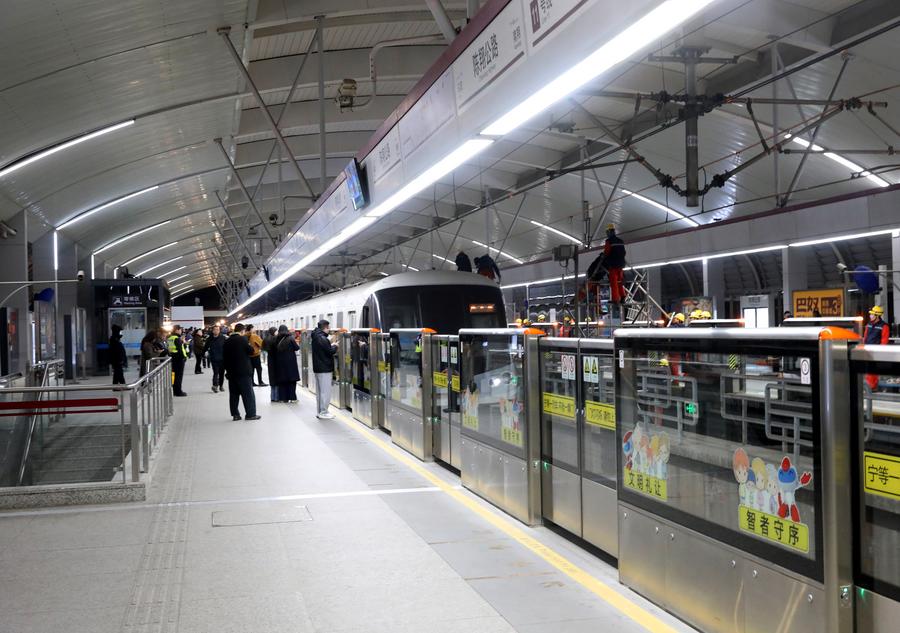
0,357,173,487
16,360,65,484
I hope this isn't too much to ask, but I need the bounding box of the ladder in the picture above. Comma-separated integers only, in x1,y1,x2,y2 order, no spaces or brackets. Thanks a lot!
583,267,669,328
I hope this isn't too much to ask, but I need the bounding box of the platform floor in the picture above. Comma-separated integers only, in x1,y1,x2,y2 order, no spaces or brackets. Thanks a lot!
0,370,697,633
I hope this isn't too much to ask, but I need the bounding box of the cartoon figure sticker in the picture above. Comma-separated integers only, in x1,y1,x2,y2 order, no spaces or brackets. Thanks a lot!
499,397,523,447
622,423,670,501
462,388,479,430
733,448,812,552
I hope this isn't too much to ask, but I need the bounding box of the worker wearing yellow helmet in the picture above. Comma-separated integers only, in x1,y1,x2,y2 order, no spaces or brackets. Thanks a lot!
864,306,890,389
689,308,703,321
669,312,685,327
701,310,712,320
537,312,547,322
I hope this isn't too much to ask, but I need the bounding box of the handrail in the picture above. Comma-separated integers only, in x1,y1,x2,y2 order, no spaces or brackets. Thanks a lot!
0,357,172,395
16,361,59,485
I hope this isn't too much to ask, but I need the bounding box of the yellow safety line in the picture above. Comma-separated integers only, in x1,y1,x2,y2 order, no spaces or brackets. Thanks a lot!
328,406,681,633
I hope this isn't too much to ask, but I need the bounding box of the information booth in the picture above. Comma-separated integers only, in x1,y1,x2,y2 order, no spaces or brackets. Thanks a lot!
537,337,618,556
614,327,855,633
457,328,543,525
427,334,462,470
385,328,434,461
850,344,900,633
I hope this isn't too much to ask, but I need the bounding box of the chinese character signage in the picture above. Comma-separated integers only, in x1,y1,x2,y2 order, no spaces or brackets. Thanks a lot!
585,401,615,430
622,423,670,501
399,69,456,159
792,288,844,317
733,449,812,552
542,392,575,419
524,0,597,50
367,125,401,184
499,397,524,446
432,371,449,389
864,451,900,500
453,1,527,112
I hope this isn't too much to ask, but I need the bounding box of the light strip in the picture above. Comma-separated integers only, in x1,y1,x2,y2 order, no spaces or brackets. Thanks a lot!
472,240,525,264
170,281,193,291
121,241,178,266
227,139,494,316
379,271,390,276
58,185,159,230
0,120,134,179
432,254,451,262
402,264,420,272
53,231,59,271
786,135,889,188
166,273,190,283
530,220,584,245
665,244,787,266
620,189,699,227
160,265,188,277
137,256,182,276
94,221,171,255
501,273,585,290
481,0,716,136
789,228,898,248
91,254,95,280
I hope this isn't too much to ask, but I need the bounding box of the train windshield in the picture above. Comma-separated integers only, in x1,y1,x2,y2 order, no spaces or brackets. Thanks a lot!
375,284,504,333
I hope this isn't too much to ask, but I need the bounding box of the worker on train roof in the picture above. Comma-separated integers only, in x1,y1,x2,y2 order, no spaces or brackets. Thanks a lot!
701,310,712,320
689,308,703,320
670,312,685,327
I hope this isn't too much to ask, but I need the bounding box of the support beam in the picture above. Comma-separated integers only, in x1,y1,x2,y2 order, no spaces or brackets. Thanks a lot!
215,191,263,272
425,0,457,42
782,247,808,317
214,138,277,247
218,27,316,199
316,15,327,195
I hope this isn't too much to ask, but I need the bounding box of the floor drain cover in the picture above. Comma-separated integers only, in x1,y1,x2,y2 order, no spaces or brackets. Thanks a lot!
212,505,313,527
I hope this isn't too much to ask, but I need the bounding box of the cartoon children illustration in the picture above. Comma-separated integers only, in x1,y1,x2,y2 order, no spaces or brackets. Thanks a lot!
776,456,812,522
631,425,646,473
733,448,750,507
751,457,767,511
766,463,780,515
653,434,670,479
622,430,634,471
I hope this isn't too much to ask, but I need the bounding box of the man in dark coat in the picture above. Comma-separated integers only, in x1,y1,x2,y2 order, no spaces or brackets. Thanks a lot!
311,320,338,419
109,324,127,384
262,326,281,402
206,325,226,393
222,323,259,421
455,251,472,272
274,325,301,403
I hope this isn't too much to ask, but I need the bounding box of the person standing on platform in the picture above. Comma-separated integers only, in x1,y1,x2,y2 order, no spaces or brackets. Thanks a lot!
263,326,281,402
274,325,300,403
167,325,188,397
311,319,338,419
245,324,267,387
223,323,260,421
206,325,226,393
140,331,158,377
192,329,206,374
109,324,127,385
864,306,891,390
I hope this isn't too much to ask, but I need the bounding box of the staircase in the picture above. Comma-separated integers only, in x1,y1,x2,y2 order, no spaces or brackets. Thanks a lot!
28,423,129,485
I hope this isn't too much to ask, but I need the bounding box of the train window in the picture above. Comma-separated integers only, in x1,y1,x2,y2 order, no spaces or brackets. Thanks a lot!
618,342,823,579
374,285,505,334
377,288,418,330
361,305,369,328
348,311,356,330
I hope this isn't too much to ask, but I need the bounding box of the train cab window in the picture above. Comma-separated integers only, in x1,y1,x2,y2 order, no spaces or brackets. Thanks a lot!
378,288,418,330
361,305,369,329
348,311,357,330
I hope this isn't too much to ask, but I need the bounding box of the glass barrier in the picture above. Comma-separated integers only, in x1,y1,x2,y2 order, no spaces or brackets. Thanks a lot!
617,337,823,580
582,343,617,486
351,331,372,393
852,348,900,603
389,330,423,413
540,342,579,473
459,332,527,458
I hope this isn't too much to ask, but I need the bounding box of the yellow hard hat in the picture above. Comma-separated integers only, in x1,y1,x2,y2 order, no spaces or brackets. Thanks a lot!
701,310,712,319
674,312,685,323
870,306,884,316
689,309,703,319
606,223,616,231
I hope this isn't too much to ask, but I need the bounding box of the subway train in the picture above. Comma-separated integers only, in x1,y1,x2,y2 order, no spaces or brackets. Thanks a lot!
251,270,506,333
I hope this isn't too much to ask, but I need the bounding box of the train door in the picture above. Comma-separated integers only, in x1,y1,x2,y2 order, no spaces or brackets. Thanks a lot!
430,335,461,469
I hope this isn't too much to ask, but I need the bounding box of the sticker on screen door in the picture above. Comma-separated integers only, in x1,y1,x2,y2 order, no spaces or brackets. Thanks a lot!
733,449,811,552
622,423,669,501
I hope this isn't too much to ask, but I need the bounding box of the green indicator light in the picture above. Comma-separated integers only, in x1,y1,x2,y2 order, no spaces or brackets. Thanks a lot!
542,461,550,471
510,376,519,385
685,402,698,416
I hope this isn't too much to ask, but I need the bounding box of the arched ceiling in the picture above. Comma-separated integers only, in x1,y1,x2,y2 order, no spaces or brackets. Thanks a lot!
1,0,899,306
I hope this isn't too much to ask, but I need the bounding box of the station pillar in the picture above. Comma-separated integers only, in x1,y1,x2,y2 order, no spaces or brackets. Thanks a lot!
781,247,808,319
0,210,32,374
702,258,725,318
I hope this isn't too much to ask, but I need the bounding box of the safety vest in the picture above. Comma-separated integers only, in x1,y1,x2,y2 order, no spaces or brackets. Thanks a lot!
167,334,186,357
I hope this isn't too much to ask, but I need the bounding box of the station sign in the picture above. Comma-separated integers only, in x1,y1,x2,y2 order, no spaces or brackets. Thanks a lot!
368,125,401,184
111,295,144,307
453,0,527,113
524,0,598,51
399,69,456,159
792,288,844,317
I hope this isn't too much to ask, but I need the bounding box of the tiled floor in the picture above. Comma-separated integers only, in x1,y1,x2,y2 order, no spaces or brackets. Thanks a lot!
0,370,697,633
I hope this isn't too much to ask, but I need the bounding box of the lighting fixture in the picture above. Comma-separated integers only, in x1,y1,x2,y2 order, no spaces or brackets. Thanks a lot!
160,265,187,277
166,273,190,283
170,281,193,291
432,254,451,263
620,189,699,227
58,185,159,230
53,231,59,271
789,228,898,248
0,120,134,179
665,244,787,266
402,264,420,272
227,139,494,316
529,220,584,245
501,273,585,290
137,256,182,277
786,135,889,188
91,254,95,280
94,221,172,255
481,0,716,136
378,272,390,276
121,242,178,266
472,240,525,264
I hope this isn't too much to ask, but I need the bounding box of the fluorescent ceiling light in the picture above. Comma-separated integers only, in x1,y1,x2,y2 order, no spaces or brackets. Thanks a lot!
137,256,182,276
472,240,525,264
665,244,786,266
170,281,192,291
379,272,390,276
789,228,897,248
0,120,134,179
58,185,159,230
227,139,494,316
91,254,95,280
481,0,716,136
365,139,493,219
166,273,190,283
621,189,699,227
160,265,188,277
53,231,59,271
121,242,178,266
94,221,171,255
402,264,420,272
432,254,451,262
530,220,584,245
786,135,889,188
501,273,585,290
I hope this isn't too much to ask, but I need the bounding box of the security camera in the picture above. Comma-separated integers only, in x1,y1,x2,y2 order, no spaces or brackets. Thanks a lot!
836,262,848,273
269,213,278,226
77,270,85,281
